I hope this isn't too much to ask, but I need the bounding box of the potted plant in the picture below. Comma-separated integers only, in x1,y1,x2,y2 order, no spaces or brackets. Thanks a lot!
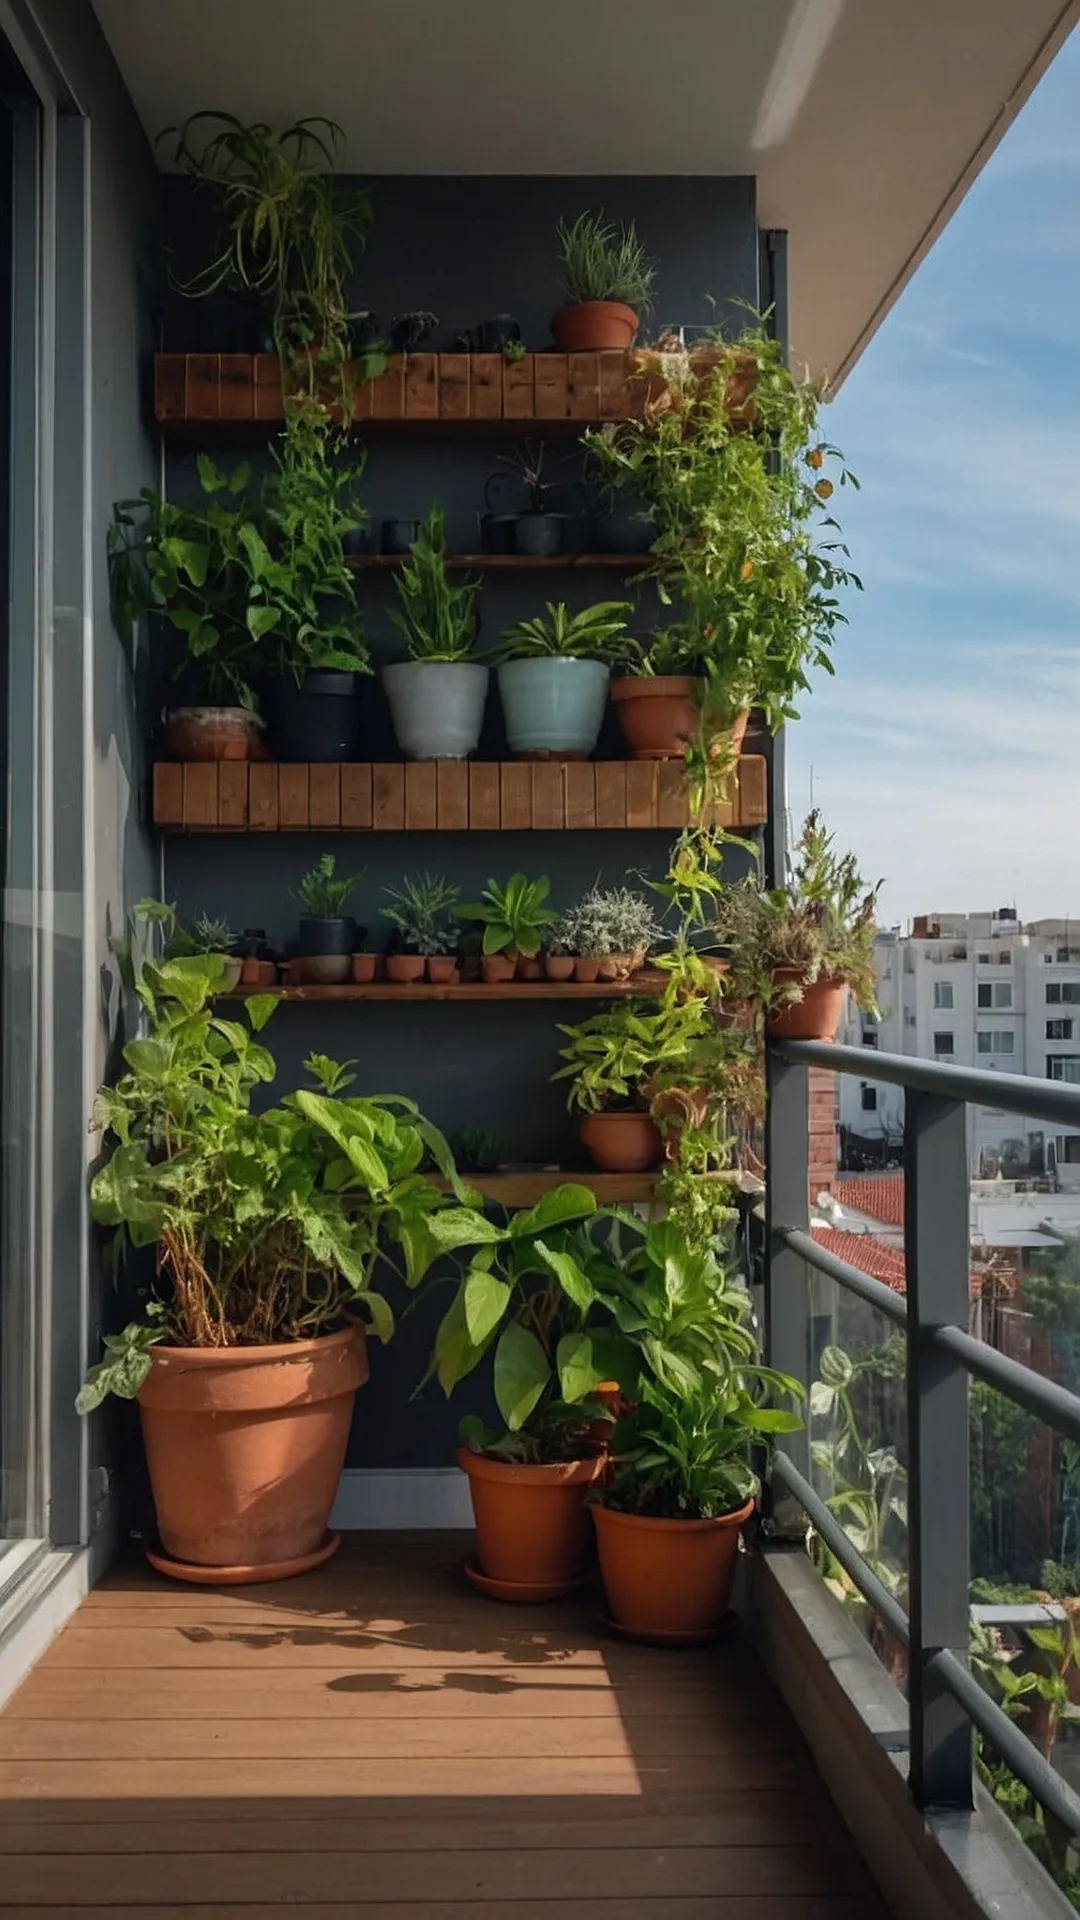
456,873,557,984
714,812,879,1042
109,459,269,761
293,854,363,984
549,884,660,983
79,960,490,1582
552,994,710,1171
254,413,372,762
492,441,566,557
380,872,462,983
382,505,487,760
128,898,244,993
586,317,859,762
551,212,656,352
445,1125,507,1173
592,1364,802,1642
489,602,638,759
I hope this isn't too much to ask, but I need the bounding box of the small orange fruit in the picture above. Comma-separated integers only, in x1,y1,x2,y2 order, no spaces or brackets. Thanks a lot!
814,478,834,499
740,560,754,581
807,448,824,470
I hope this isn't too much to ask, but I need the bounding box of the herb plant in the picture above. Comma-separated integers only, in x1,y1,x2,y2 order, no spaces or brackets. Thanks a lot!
551,884,660,960
491,600,639,666
714,811,880,1014
295,854,362,920
381,873,461,955
557,212,656,311
552,993,711,1114
457,873,556,960
388,505,480,663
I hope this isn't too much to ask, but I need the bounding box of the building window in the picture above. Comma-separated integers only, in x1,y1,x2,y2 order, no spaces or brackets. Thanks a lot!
1048,1057,1080,1085
998,949,1012,965
1047,1019,1075,1041
977,982,1013,1009
860,1085,877,1112
1047,983,1080,1005
933,1031,955,1055
977,1031,1014,1055
933,981,954,1010
862,1030,878,1048
977,952,992,965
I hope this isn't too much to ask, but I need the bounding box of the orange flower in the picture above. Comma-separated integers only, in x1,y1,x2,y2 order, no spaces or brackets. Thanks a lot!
814,478,834,499
807,448,824,470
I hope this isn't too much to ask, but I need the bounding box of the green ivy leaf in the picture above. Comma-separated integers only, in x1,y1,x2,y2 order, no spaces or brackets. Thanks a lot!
556,1331,597,1405
493,1322,550,1431
463,1270,511,1347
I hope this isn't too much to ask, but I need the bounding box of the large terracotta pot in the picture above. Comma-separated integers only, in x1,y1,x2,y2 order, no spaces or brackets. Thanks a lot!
592,1496,755,1639
580,1109,661,1173
766,970,847,1042
457,1447,605,1595
165,705,264,762
610,679,749,761
551,301,639,351
138,1328,368,1583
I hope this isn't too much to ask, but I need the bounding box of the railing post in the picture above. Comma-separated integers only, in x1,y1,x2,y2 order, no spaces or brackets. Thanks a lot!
904,1089,973,1810
765,1049,811,1487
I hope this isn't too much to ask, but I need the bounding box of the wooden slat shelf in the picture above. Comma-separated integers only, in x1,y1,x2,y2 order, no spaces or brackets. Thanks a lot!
153,756,766,833
349,553,653,571
444,1168,754,1206
222,973,668,1004
154,350,645,437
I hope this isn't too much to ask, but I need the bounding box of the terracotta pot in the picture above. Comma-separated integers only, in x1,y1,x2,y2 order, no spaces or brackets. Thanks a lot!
580,1109,661,1173
351,954,378,984
650,1084,710,1159
137,1329,368,1582
292,955,350,986
457,1446,604,1591
592,1495,754,1638
585,1381,626,1453
481,953,517,984
426,956,459,984
766,970,847,1043
386,954,426,984
165,706,263,762
517,956,543,981
551,301,639,352
545,955,576,982
596,947,646,982
573,956,601,983
610,679,749,761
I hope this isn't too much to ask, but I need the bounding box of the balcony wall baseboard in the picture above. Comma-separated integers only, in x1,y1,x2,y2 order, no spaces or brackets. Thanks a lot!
748,1547,1075,1920
330,1467,473,1531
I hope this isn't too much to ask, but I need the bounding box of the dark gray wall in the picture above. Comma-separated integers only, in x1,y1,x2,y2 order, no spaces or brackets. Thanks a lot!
161,172,762,1470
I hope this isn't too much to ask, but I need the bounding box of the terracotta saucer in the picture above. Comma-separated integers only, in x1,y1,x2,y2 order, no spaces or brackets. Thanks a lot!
146,1531,341,1587
463,1556,591,1604
598,1609,736,1648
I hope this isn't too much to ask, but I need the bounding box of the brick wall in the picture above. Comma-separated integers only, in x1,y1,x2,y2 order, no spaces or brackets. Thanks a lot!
808,1068,837,1198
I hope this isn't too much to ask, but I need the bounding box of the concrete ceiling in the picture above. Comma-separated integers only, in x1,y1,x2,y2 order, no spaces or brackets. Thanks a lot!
90,0,1080,382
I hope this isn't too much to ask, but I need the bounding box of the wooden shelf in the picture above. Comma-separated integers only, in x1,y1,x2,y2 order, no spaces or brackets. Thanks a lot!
222,973,668,1004
153,756,766,833
154,350,647,438
435,1167,758,1205
349,553,652,571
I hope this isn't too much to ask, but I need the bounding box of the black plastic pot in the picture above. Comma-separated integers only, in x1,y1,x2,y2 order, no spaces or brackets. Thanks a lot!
477,315,521,353
478,512,518,555
596,510,658,555
296,916,360,958
382,518,420,556
514,514,563,557
262,671,365,763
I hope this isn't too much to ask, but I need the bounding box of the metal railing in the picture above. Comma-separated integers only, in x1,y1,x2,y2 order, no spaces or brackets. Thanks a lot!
764,1038,1080,1828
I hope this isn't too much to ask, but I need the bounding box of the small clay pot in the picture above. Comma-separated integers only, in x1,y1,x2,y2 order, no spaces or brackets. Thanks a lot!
580,1109,661,1173
426,956,459,984
592,1495,755,1640
766,971,847,1043
457,1446,605,1594
610,682,750,763
573,957,601,984
517,956,543,981
545,955,576,982
351,954,378,984
292,955,349,986
386,954,426,984
481,953,517,984
240,957,262,986
596,948,646,982
551,301,639,352
166,706,263,762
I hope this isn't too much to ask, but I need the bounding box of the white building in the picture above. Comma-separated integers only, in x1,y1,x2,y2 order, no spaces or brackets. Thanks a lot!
838,911,1080,1180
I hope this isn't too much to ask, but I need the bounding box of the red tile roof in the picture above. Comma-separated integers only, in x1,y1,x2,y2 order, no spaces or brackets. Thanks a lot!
831,1176,905,1226
811,1227,908,1292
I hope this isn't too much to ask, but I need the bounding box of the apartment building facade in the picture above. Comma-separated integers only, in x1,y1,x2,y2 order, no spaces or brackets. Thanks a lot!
839,911,1080,1178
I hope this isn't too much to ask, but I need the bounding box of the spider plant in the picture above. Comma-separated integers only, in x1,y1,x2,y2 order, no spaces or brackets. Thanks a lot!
557,212,656,310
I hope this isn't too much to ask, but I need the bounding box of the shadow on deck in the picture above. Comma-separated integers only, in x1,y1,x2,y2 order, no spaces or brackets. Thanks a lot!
0,1532,887,1917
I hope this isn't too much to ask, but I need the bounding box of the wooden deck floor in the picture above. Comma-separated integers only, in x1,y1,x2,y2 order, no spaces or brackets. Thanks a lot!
0,1532,888,1918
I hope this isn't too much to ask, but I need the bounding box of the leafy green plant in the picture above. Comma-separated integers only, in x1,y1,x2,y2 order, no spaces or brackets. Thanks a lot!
601,1369,802,1520
809,1344,908,1613
457,873,556,959
715,811,880,1015
557,212,655,311
552,993,711,1114
253,413,370,678
445,1126,507,1173
295,854,362,919
381,873,461,955
551,884,661,960
79,963,490,1408
388,505,480,663
491,600,639,666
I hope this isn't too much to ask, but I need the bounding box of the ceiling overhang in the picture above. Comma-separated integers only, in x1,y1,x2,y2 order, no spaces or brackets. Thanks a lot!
89,0,1080,383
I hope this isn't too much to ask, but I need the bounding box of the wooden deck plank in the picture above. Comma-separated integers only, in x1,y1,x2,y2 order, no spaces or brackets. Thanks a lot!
0,1901,886,1919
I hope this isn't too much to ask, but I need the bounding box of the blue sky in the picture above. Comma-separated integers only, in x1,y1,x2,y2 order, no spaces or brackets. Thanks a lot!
788,29,1080,929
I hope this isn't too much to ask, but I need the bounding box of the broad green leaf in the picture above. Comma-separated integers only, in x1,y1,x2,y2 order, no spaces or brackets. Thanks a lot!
245,992,279,1033
534,1238,595,1313
418,1206,505,1252
434,1287,486,1396
818,1345,853,1389
509,1184,597,1240
463,1270,511,1347
493,1322,550,1431
556,1331,597,1404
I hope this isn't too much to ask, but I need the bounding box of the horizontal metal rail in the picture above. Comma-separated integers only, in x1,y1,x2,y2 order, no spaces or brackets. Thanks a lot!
931,1647,1080,1838
774,1037,1080,1129
777,1224,908,1326
770,1451,910,1648
932,1323,1080,1448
